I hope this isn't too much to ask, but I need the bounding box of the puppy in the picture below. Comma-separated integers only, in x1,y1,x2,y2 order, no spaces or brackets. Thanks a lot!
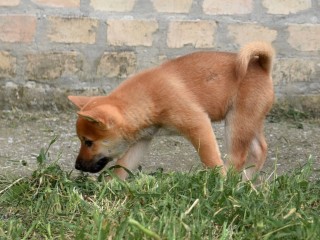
69,41,275,180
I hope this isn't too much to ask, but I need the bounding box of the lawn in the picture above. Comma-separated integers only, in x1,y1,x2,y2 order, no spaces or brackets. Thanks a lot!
0,139,319,239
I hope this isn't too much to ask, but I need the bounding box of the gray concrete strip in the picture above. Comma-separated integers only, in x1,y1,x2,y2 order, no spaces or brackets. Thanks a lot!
0,111,319,178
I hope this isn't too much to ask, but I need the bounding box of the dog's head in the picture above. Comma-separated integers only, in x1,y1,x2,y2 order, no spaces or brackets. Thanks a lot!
68,96,131,173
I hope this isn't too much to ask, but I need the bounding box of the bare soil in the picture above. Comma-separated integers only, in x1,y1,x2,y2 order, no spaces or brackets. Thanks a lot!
0,110,319,178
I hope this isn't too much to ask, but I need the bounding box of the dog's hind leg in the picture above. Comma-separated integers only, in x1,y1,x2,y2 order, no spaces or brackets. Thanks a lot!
224,111,254,177
225,111,267,180
242,131,268,180
112,139,152,180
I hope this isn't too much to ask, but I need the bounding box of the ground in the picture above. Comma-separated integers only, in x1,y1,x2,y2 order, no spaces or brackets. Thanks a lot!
0,110,319,178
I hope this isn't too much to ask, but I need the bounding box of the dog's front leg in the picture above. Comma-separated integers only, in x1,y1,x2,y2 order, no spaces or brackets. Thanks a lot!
112,139,152,180
177,115,226,175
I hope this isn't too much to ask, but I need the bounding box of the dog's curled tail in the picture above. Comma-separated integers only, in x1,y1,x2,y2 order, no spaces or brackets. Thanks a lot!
236,41,275,80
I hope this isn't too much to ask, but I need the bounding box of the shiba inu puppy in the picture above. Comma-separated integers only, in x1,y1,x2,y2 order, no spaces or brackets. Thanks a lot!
69,41,275,180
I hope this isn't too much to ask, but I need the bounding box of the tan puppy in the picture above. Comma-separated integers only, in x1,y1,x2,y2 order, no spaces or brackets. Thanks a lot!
69,41,275,180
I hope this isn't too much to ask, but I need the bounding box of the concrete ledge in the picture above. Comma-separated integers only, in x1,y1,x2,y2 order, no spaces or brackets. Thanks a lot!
1,84,319,117
0,83,106,111
275,95,320,117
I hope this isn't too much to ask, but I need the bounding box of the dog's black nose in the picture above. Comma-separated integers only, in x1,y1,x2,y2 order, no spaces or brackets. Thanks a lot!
75,161,82,170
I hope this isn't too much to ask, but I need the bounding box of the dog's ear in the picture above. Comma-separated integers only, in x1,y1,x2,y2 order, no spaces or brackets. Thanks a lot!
68,96,92,109
77,105,122,130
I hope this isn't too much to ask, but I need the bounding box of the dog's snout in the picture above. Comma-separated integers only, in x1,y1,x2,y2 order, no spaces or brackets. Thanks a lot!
91,157,112,173
75,156,112,173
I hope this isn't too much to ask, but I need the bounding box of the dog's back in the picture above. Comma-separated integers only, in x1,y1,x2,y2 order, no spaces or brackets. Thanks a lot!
157,41,274,121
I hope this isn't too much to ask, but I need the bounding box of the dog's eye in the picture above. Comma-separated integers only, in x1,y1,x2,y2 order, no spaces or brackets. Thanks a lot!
84,140,93,147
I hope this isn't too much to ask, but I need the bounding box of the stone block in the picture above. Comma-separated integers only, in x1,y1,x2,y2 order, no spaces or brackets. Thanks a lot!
26,52,83,81
90,0,135,12
167,20,216,48
262,0,311,14
47,17,98,44
287,24,320,51
0,15,36,43
152,0,192,13
107,19,158,46
97,52,136,78
31,0,79,8
228,23,277,46
0,52,16,79
0,0,20,6
203,0,252,15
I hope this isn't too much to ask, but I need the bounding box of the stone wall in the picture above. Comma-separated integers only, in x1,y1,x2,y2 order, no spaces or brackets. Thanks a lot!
0,0,319,113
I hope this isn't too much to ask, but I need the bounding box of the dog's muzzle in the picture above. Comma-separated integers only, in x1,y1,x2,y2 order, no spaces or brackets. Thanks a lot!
75,157,113,173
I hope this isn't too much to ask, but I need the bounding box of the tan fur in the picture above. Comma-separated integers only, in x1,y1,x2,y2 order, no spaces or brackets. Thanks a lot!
69,41,275,180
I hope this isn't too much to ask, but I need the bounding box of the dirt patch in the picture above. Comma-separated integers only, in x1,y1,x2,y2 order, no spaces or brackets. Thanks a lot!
0,110,319,178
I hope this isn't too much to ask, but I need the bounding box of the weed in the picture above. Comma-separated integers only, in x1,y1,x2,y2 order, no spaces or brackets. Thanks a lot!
268,105,310,129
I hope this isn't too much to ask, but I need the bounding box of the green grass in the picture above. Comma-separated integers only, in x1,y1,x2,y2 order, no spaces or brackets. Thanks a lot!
0,139,319,239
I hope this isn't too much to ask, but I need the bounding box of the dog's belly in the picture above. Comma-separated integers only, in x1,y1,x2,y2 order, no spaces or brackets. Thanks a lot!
156,126,180,136
137,125,180,140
